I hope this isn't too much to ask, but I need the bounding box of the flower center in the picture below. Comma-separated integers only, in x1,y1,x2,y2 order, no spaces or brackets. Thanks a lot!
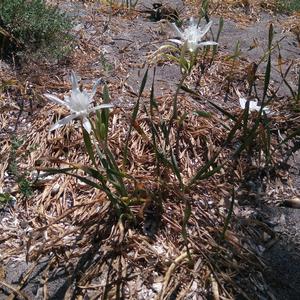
69,90,90,113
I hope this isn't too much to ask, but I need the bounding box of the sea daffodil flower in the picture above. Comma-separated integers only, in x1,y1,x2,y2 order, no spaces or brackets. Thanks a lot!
239,97,269,114
169,19,218,52
44,71,113,133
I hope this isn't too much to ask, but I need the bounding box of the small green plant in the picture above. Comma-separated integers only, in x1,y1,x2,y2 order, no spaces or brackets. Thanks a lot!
276,0,300,13
8,137,33,198
43,72,131,217
0,193,14,209
297,70,300,105
0,0,73,60
100,52,114,74
102,0,139,9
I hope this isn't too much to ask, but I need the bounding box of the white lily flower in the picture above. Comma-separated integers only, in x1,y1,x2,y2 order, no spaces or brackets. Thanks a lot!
169,18,218,52
44,71,113,133
239,97,269,114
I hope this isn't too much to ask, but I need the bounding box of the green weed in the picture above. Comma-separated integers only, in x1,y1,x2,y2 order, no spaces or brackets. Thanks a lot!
0,0,73,60
276,0,300,13
8,137,33,198
99,52,114,74
102,0,139,9
0,193,14,209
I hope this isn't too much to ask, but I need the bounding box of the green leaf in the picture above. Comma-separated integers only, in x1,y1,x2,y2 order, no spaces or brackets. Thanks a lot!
225,41,240,60
182,198,192,261
263,24,273,102
138,68,148,97
197,165,222,180
150,67,158,116
164,54,181,65
99,123,107,141
233,117,261,157
224,114,243,145
208,100,237,122
268,23,274,50
194,110,212,118
95,83,110,141
82,126,96,166
211,17,223,64
45,168,103,189
170,150,183,189
222,188,235,240
189,154,222,187
242,99,250,135
180,84,200,97
277,128,300,146
123,68,148,166
297,70,300,104
102,83,110,103
216,17,224,43
81,166,107,183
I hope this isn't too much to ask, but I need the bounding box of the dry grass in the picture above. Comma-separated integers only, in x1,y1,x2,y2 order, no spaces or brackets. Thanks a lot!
1,73,297,298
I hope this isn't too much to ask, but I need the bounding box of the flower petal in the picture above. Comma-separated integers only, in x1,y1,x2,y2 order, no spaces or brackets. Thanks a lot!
83,117,91,133
44,93,69,108
70,70,80,91
89,78,103,100
169,39,184,45
249,101,260,111
171,23,183,38
199,21,213,38
88,103,114,113
49,114,78,131
189,17,196,26
239,97,248,109
82,90,92,103
187,43,198,52
198,41,218,47
64,95,71,104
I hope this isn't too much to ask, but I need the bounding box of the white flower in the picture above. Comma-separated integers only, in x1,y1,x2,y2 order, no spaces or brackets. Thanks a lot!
169,19,218,52
44,71,113,133
239,97,269,113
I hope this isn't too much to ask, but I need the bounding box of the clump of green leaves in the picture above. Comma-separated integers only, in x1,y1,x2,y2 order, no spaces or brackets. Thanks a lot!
0,0,73,60
8,137,33,198
0,193,14,209
102,0,139,9
275,0,300,13
44,81,131,218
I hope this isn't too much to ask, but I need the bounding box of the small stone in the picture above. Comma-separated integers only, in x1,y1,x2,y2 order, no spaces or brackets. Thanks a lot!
51,183,60,195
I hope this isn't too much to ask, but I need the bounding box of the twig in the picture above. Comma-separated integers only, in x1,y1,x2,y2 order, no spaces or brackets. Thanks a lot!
0,280,30,300
157,251,190,300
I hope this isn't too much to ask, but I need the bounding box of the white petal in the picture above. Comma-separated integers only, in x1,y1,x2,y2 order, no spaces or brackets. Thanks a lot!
171,23,183,38
249,102,260,111
88,103,114,113
64,95,71,104
70,70,80,91
83,117,91,133
199,21,213,37
239,97,247,109
169,39,184,45
198,41,218,47
187,42,199,52
44,93,69,108
89,78,102,99
239,97,268,113
49,114,78,131
82,90,92,103
189,17,196,26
